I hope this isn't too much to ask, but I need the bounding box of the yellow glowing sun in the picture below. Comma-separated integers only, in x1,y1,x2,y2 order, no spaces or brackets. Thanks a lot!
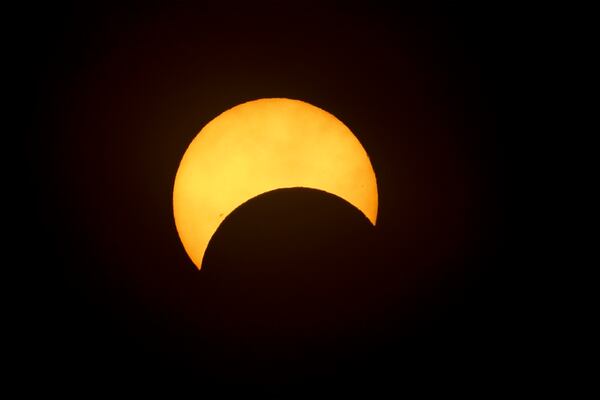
173,98,378,269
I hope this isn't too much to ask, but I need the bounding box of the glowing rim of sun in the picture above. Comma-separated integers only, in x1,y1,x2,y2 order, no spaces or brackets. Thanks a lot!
173,98,378,269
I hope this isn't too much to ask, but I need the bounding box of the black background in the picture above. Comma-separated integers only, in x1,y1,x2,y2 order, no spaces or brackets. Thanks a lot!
16,1,511,395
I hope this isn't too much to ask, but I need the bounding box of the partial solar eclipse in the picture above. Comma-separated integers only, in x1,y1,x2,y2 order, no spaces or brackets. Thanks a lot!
173,98,378,269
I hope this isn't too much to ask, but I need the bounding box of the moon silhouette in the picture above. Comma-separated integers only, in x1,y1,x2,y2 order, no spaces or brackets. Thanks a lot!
173,98,378,269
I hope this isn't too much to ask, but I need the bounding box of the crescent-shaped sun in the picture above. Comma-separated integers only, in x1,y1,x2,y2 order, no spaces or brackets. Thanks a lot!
173,98,378,269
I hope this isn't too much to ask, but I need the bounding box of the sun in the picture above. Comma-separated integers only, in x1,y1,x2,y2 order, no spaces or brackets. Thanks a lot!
173,98,378,269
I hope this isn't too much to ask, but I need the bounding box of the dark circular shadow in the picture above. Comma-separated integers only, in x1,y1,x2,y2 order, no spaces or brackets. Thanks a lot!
199,188,383,376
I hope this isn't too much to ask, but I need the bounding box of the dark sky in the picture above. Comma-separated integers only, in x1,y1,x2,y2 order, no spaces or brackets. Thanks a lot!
16,1,511,395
